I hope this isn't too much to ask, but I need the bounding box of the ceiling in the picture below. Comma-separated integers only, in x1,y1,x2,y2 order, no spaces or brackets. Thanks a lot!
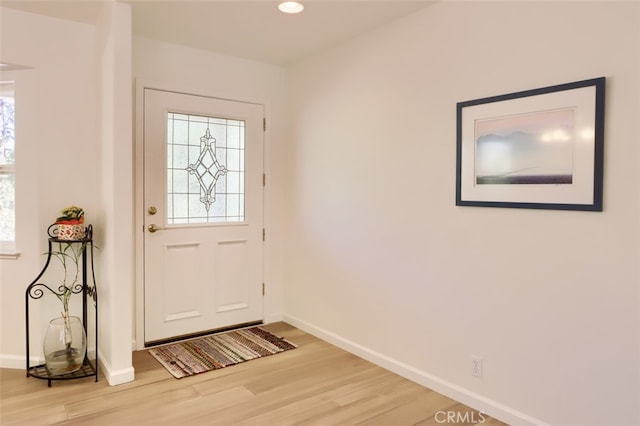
1,0,434,66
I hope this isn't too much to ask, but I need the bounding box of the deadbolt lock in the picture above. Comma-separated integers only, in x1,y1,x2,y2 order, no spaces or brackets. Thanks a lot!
148,206,157,215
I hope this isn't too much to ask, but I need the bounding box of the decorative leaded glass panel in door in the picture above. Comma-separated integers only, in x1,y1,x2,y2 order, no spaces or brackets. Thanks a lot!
167,113,245,224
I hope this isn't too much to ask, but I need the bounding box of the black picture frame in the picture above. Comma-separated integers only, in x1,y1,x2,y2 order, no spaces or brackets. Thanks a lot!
456,77,605,211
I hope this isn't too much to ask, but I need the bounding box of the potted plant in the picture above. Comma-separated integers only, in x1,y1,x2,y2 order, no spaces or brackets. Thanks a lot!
55,205,85,240
42,207,88,375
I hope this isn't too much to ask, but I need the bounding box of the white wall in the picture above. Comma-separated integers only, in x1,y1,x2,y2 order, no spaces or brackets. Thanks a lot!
0,7,100,367
283,2,640,425
95,1,135,385
0,5,135,385
132,37,287,343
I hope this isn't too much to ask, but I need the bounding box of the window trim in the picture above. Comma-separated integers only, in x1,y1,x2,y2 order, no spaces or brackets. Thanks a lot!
0,80,17,258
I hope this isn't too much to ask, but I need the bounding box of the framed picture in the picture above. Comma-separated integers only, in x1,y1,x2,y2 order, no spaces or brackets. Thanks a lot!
456,77,605,211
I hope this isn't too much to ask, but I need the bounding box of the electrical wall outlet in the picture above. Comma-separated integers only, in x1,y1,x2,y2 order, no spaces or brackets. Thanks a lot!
471,355,482,378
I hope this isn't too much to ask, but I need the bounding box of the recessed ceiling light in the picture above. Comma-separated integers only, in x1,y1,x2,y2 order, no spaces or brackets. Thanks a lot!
278,1,304,14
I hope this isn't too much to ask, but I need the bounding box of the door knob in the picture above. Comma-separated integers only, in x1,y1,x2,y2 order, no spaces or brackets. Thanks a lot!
148,224,161,233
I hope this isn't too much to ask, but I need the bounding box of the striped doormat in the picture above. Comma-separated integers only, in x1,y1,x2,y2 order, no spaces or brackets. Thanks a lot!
148,326,297,379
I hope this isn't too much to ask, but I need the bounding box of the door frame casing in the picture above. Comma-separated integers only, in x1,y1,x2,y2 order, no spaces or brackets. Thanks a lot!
133,79,270,350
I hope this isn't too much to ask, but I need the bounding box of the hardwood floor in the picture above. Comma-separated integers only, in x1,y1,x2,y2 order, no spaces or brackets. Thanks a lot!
0,322,507,425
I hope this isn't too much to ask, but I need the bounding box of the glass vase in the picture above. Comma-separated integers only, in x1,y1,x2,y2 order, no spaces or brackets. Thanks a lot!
43,316,87,375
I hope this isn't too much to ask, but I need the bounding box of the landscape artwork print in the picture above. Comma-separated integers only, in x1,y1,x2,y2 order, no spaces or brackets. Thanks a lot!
474,108,575,185
456,77,604,211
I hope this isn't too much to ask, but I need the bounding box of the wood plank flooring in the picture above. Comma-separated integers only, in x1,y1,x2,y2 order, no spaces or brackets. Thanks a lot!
0,322,507,425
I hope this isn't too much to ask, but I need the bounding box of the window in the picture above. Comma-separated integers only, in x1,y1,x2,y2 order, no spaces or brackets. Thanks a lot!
0,81,15,254
166,112,245,224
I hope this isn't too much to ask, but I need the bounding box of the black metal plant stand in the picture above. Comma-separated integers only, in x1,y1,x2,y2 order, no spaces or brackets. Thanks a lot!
25,224,98,387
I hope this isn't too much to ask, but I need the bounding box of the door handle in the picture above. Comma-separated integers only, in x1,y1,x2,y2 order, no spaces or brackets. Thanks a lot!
148,224,162,233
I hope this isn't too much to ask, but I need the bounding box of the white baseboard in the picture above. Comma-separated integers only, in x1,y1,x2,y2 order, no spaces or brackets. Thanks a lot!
282,314,548,426
264,311,284,324
0,354,35,369
97,351,135,386
1,351,134,386
1,347,97,370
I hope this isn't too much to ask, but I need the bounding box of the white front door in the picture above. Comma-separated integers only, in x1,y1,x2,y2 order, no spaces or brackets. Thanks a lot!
143,88,264,345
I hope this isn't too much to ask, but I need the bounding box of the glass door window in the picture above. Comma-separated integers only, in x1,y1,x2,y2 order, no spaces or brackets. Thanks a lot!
166,112,245,225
